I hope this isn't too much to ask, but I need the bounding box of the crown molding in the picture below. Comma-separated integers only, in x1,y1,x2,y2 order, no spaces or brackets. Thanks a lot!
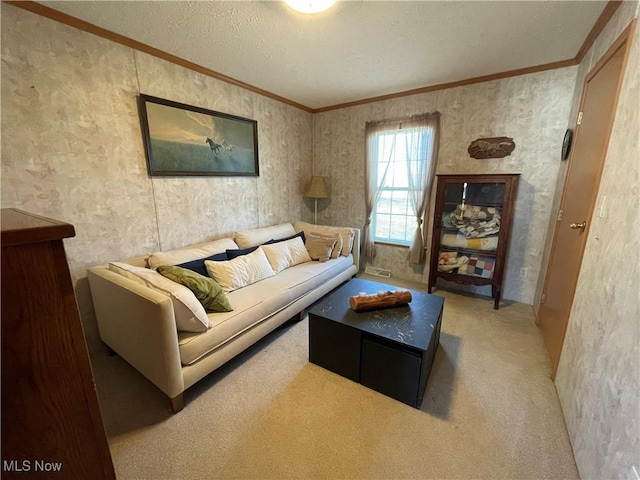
575,1,622,64
3,0,313,113
312,59,577,113
4,0,621,114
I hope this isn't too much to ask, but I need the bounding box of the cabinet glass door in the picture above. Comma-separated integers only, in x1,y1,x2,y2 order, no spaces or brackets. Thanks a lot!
437,182,505,279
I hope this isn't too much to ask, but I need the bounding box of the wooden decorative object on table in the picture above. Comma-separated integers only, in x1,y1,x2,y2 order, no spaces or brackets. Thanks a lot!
349,289,412,312
468,137,515,159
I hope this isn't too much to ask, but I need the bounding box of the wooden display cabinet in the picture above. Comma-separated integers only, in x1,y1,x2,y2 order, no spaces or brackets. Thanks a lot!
428,174,519,309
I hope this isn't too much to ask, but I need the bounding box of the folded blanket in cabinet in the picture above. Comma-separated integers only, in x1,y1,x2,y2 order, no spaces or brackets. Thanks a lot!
457,256,495,278
437,251,469,272
448,204,501,238
441,233,498,251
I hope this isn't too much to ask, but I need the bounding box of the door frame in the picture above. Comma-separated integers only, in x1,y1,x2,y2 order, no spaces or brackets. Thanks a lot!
536,20,636,378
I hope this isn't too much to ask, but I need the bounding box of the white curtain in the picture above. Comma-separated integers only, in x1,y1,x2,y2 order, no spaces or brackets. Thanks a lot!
363,123,395,259
363,112,440,262
405,114,440,264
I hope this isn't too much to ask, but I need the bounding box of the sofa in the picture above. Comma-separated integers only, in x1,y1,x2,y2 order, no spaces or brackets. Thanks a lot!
88,221,360,412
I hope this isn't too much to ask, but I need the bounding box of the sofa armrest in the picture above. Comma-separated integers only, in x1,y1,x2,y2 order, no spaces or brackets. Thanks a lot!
88,267,184,399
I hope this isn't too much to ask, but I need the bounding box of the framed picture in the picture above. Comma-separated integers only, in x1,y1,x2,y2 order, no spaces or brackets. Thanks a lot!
138,94,259,176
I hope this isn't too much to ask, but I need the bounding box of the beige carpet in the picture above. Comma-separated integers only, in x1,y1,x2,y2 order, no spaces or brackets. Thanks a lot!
91,280,578,480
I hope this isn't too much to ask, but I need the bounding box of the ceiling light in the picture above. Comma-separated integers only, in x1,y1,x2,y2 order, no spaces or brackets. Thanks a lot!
284,0,336,14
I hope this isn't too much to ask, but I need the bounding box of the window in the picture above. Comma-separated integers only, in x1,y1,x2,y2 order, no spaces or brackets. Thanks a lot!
370,127,432,246
363,113,440,262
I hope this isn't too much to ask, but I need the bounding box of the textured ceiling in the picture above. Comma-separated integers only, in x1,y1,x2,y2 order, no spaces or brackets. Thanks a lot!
42,1,607,110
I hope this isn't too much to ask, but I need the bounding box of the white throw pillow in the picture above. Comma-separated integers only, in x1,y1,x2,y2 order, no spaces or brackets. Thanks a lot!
205,247,276,293
261,237,312,273
108,262,209,332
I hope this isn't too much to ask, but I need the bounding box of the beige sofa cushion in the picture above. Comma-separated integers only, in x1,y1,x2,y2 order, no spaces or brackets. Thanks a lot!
261,237,312,273
148,238,238,268
108,262,209,332
178,255,355,365
234,223,296,249
205,247,275,293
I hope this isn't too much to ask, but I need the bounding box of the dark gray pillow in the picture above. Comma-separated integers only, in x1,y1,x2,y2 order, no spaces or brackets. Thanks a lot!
176,252,228,277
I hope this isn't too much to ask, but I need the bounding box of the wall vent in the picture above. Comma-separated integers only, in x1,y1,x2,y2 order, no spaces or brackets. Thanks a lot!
364,266,391,278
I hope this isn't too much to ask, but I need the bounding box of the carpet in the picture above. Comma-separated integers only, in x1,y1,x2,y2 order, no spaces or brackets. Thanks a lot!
91,285,578,480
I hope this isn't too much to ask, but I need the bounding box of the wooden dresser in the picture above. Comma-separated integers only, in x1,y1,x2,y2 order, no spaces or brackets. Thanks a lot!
1,208,115,479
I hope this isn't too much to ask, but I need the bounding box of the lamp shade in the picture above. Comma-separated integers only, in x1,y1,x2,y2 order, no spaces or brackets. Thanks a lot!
304,176,330,199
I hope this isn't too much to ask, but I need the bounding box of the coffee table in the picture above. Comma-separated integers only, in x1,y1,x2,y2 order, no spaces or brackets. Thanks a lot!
308,277,444,408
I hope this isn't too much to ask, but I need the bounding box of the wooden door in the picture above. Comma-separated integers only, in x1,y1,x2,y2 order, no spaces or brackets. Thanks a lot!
537,23,635,378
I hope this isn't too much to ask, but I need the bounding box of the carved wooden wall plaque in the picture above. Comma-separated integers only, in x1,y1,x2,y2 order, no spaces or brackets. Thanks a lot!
468,137,515,159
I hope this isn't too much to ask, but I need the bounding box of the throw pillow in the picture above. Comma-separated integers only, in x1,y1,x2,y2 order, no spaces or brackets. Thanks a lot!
108,262,209,332
260,237,312,273
156,265,233,313
176,252,228,277
305,233,337,262
263,231,306,245
310,231,342,259
338,229,356,256
294,222,356,257
205,247,276,293
226,246,259,259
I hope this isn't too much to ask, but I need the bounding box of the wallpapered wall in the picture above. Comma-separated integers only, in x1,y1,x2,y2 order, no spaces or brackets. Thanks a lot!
2,2,638,477
313,67,577,305
0,4,313,353
552,2,640,479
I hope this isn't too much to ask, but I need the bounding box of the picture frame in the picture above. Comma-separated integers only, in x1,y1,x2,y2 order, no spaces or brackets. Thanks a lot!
138,94,259,177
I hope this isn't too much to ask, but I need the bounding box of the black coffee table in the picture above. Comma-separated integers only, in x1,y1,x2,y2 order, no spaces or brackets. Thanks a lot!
308,278,444,408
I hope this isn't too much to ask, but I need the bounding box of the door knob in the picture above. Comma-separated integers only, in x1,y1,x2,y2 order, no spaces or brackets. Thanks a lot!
570,221,586,232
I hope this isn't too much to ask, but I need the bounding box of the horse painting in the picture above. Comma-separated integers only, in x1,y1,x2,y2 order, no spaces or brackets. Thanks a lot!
206,137,223,154
206,137,234,157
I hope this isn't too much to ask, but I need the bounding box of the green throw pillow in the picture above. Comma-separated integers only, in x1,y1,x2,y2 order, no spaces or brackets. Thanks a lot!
156,265,233,313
